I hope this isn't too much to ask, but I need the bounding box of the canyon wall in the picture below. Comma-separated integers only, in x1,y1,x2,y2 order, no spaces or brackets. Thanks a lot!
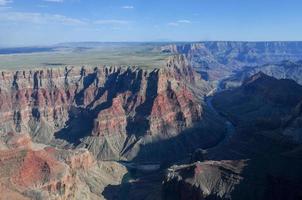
0,55,223,163
0,54,228,199
161,42,302,80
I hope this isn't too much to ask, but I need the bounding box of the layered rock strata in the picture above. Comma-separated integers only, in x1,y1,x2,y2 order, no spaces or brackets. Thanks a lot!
0,55,222,162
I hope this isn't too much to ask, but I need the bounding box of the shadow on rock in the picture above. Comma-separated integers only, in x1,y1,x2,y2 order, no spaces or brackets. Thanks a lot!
102,169,164,200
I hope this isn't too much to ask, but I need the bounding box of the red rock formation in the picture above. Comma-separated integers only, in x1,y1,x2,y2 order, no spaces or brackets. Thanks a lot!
66,149,95,170
0,131,125,200
12,150,64,188
0,57,220,162
6,132,32,149
93,95,127,137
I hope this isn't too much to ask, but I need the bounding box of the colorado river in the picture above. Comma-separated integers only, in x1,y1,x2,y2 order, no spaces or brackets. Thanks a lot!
120,81,236,172
205,80,236,150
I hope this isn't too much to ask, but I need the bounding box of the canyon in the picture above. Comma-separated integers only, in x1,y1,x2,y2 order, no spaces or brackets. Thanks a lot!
0,42,302,199
0,52,225,199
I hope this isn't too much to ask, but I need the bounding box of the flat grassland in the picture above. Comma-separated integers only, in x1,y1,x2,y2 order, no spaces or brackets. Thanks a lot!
0,43,170,70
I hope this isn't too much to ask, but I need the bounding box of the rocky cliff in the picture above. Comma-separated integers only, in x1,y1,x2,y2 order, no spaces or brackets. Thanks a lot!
0,54,229,199
0,54,224,160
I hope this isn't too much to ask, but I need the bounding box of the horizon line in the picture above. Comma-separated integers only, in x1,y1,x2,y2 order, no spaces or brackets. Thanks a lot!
2,40,302,48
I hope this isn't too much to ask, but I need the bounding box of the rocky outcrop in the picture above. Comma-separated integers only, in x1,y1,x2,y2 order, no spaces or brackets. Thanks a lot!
0,132,127,200
163,160,245,200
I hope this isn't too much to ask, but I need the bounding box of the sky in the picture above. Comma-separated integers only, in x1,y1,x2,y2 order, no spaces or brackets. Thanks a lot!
0,0,301,46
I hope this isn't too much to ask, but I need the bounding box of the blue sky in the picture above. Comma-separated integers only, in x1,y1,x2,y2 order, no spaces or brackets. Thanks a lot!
0,0,301,46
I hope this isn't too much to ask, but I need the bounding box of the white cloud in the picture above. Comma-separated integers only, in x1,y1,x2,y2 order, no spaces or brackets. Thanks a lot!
177,20,191,24
168,20,192,27
0,0,12,6
94,19,130,25
122,5,134,9
0,11,132,28
44,0,64,2
0,12,85,25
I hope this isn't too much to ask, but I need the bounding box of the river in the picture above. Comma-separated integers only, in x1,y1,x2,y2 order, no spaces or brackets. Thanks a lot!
119,79,236,174
205,80,236,150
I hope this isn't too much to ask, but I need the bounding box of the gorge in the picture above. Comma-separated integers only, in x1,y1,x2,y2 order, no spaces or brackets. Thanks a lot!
0,42,302,200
